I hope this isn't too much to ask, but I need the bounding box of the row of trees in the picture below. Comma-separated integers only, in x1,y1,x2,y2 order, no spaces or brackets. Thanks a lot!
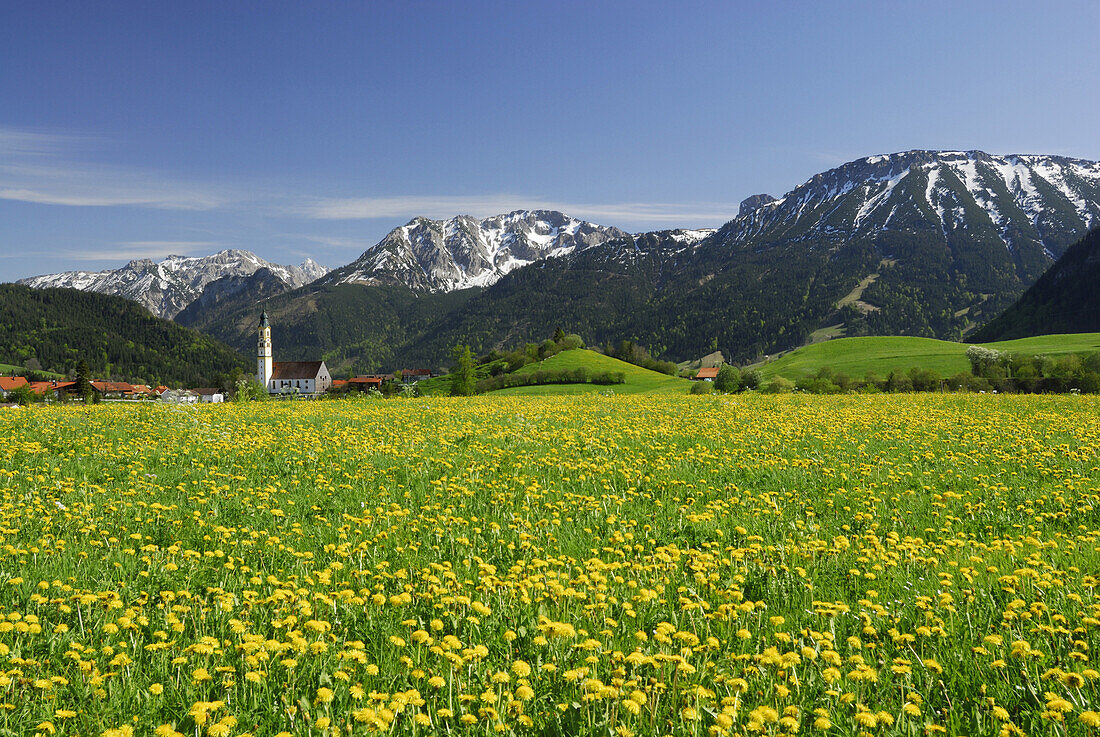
964,346,1100,393
475,367,624,393
695,358,1100,396
450,330,590,396
597,340,678,375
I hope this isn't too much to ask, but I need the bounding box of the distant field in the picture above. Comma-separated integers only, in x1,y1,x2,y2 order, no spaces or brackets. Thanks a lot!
495,349,692,395
0,362,64,379
757,333,1100,380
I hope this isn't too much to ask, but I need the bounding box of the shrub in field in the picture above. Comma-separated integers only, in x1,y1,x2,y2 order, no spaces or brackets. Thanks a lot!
714,364,741,392
762,376,794,393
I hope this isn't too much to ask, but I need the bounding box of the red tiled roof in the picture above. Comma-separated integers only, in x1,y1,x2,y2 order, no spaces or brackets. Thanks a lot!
331,379,348,388
348,377,382,385
695,367,720,379
28,381,75,395
0,377,28,391
91,381,135,393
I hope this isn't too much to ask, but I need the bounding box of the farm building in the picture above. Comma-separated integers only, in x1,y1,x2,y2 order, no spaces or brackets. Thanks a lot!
694,367,719,381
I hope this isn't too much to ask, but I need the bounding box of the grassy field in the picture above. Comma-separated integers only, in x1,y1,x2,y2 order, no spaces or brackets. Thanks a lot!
757,332,1100,380
1,395,1099,735
0,362,64,379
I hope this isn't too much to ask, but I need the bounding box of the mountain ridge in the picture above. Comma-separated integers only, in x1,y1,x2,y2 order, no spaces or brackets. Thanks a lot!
319,210,629,292
22,149,1100,371
18,249,329,318
971,227,1100,341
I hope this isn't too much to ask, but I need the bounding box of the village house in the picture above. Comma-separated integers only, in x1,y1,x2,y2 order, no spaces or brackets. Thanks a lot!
161,389,199,404
91,381,138,399
347,376,383,392
0,376,28,399
400,368,432,383
28,380,78,400
193,388,225,403
693,367,720,382
256,311,332,396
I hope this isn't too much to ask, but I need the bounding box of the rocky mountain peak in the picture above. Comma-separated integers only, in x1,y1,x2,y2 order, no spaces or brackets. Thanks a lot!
738,194,777,218
321,210,628,292
721,150,1100,277
18,249,330,318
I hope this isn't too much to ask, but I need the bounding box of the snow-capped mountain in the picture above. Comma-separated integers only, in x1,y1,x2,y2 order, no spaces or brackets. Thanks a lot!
18,250,329,318
720,150,1100,270
321,210,628,292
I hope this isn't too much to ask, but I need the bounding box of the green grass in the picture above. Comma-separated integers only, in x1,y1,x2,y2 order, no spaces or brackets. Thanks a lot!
0,362,64,379
1,395,1099,734
757,332,1100,380
494,348,692,395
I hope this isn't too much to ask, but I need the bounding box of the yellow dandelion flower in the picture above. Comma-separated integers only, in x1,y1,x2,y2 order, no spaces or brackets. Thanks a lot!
1080,712,1100,728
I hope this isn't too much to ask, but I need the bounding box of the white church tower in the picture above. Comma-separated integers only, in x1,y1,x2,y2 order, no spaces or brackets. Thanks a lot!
257,310,273,389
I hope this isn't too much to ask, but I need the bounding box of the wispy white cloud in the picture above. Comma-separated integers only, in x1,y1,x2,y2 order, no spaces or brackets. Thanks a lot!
0,125,737,226
0,163,233,210
61,241,221,262
0,125,236,210
293,234,380,251
0,127,91,156
298,195,736,224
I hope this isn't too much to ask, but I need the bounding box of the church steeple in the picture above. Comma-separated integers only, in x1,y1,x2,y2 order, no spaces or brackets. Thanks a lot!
257,311,273,388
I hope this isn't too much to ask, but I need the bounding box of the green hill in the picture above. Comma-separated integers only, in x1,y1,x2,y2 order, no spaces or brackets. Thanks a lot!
0,284,251,387
756,333,1100,381
420,349,693,396
496,349,691,395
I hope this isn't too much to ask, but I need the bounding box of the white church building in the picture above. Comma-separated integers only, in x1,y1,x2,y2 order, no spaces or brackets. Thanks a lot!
257,311,332,396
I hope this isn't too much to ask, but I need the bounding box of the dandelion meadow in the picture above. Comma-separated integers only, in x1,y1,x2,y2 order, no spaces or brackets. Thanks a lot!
2,394,1100,736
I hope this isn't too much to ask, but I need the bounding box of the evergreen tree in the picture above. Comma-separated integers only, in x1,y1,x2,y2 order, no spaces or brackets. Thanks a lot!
74,360,91,400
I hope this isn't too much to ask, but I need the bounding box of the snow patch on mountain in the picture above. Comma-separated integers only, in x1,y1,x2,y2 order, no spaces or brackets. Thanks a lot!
323,210,628,292
723,150,1100,259
19,250,329,318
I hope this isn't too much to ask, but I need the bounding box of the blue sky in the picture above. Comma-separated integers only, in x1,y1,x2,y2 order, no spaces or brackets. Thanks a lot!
2,1,1099,281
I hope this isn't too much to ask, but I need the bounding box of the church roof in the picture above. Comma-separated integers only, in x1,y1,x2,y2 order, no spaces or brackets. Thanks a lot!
270,361,326,380
259,310,270,328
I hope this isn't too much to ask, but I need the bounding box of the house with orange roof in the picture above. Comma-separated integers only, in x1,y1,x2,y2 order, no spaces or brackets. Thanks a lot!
28,381,78,400
693,367,720,381
0,376,28,399
91,381,136,399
